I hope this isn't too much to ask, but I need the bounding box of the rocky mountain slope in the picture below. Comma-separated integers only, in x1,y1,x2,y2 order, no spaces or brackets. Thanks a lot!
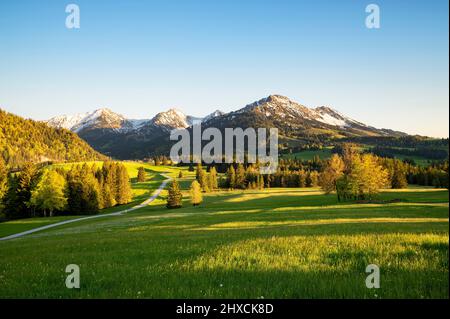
45,95,407,159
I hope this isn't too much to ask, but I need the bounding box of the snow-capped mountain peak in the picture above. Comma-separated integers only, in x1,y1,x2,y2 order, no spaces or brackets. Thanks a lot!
46,108,131,133
150,108,190,129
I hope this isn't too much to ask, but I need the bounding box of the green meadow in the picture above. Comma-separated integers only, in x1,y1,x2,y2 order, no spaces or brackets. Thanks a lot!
0,163,448,298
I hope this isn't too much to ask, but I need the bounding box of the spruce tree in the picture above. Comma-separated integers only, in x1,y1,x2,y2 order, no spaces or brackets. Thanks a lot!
167,179,182,209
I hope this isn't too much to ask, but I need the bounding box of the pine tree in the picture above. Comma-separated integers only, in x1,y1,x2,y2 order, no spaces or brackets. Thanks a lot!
167,179,182,209
137,166,146,182
190,180,203,206
178,171,183,178
30,170,67,217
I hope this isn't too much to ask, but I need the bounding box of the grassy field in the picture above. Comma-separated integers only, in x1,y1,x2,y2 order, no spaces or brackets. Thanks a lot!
0,165,448,298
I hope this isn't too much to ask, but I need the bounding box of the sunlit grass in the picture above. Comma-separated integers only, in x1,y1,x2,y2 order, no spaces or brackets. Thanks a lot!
0,175,448,298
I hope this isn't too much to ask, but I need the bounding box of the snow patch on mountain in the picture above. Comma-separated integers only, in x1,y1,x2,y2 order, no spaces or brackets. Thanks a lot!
203,110,226,122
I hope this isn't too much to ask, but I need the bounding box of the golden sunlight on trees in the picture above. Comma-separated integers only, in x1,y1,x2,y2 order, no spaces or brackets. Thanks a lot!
190,180,203,206
319,154,345,194
167,179,182,209
30,170,67,217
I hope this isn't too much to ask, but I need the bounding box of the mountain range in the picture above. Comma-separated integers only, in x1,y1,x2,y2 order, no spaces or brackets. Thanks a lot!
45,94,407,159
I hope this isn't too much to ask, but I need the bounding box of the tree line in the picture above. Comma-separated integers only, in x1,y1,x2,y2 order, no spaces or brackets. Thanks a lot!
0,161,132,219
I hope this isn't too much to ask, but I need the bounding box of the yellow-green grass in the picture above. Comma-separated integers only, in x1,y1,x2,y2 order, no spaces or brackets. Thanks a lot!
0,163,175,238
0,184,448,298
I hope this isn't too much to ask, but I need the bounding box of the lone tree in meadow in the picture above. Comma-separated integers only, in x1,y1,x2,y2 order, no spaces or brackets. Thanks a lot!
166,179,182,209
190,180,203,206
137,166,146,182
178,171,183,178
30,170,67,217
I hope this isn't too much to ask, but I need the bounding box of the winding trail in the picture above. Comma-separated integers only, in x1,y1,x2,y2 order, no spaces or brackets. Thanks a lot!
0,174,172,242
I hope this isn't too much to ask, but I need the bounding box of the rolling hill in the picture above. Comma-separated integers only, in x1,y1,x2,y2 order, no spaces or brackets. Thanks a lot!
0,109,107,168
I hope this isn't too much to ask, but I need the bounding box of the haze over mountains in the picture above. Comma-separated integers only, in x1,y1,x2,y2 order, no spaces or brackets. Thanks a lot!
44,94,408,159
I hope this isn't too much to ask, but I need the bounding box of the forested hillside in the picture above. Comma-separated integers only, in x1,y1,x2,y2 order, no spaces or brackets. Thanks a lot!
0,109,107,168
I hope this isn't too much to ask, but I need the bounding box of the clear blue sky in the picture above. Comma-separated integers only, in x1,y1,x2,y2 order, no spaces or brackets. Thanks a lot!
0,0,448,137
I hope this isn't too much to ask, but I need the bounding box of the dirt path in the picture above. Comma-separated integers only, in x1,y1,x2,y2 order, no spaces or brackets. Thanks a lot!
0,174,171,242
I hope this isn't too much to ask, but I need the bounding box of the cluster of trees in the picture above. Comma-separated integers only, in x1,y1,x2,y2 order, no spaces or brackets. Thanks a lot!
166,165,219,209
0,162,132,219
320,146,392,201
166,178,204,209
195,165,218,192
0,109,106,169
406,161,449,188
224,164,320,190
163,146,449,209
